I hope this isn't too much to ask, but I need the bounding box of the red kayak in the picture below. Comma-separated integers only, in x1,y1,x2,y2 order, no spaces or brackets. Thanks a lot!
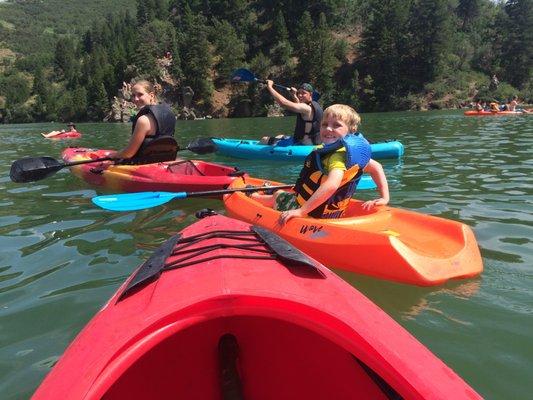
61,147,246,193
32,213,481,399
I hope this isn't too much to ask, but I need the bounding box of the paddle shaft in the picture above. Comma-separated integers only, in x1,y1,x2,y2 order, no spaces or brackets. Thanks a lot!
63,156,115,168
184,184,293,198
255,78,291,93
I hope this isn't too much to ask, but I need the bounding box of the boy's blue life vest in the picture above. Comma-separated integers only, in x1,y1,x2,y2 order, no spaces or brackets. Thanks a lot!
293,133,372,219
293,100,323,145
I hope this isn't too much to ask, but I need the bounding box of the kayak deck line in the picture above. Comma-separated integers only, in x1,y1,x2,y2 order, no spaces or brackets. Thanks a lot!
121,226,324,299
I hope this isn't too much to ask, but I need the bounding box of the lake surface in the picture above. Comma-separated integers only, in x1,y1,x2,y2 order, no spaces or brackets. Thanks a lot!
1,111,532,399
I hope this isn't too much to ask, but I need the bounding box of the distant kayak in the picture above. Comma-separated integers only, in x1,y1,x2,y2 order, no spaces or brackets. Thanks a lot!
224,177,483,286
61,147,246,193
464,110,531,116
41,130,82,139
32,214,481,400
212,137,404,161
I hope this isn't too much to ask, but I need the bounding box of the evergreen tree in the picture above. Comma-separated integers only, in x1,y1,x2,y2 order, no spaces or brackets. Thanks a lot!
54,37,77,82
211,19,246,81
178,5,213,106
500,0,532,88
457,0,482,30
87,76,109,120
138,0,157,25
358,0,413,109
408,0,455,86
270,10,293,68
308,13,337,102
294,12,315,81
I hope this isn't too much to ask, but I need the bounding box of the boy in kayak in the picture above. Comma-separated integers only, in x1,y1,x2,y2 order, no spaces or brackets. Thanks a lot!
252,104,389,225
41,122,78,138
260,80,323,146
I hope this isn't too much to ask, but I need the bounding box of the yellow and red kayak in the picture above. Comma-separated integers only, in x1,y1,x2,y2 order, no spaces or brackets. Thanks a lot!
62,147,246,193
223,177,483,286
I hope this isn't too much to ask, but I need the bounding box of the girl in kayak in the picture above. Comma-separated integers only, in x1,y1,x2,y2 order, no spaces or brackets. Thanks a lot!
252,104,389,225
113,80,176,159
260,80,323,146
41,122,79,138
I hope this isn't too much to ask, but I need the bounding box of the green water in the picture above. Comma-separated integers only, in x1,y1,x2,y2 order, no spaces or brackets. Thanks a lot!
0,111,531,399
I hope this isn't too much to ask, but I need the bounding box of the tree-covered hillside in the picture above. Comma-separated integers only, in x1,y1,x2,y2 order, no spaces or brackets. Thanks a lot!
0,0,135,58
0,0,531,123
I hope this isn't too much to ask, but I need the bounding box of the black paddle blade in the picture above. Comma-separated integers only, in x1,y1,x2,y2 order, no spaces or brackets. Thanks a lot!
10,157,63,183
186,137,218,154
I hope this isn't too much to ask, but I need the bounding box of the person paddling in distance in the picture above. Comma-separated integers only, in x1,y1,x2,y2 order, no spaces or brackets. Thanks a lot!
41,122,79,138
260,80,323,146
113,80,176,160
252,104,389,225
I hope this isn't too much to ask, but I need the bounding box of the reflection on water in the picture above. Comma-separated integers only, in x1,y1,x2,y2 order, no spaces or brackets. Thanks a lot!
0,112,532,399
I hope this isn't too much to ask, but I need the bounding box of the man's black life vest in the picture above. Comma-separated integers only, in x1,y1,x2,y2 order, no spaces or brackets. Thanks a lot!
293,100,323,145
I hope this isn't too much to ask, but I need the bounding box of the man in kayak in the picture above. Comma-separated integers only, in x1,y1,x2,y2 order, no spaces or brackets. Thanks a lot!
260,80,323,146
252,104,389,225
113,80,176,160
41,122,79,138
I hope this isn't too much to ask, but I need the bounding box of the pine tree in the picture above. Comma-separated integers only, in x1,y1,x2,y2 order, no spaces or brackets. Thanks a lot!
54,37,77,82
500,0,532,88
358,0,413,108
211,19,246,81
178,5,213,106
457,0,482,30
308,13,337,102
270,10,293,69
408,0,455,85
294,12,315,82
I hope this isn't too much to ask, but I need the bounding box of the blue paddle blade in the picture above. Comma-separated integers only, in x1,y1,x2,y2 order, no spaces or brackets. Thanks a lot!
358,175,376,190
231,68,257,83
92,191,187,212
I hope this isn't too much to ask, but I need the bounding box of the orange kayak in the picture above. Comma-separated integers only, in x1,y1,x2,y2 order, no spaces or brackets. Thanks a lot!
61,147,246,193
223,177,483,286
32,214,481,399
464,110,530,116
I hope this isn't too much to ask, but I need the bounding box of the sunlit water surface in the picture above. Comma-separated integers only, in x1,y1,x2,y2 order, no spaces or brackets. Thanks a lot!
0,111,531,398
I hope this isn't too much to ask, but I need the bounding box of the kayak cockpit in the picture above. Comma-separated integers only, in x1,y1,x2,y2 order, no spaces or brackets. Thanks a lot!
97,315,400,400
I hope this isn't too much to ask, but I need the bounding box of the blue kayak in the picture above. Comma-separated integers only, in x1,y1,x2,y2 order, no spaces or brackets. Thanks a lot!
212,138,404,161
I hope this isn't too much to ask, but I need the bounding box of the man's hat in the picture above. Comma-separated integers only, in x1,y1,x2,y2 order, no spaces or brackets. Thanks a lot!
299,83,314,93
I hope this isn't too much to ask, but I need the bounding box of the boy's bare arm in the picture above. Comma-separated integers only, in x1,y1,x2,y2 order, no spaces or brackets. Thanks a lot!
279,169,344,225
363,159,389,209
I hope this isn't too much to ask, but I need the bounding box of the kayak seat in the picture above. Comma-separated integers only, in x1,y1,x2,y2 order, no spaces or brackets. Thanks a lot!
121,137,178,165
167,160,206,176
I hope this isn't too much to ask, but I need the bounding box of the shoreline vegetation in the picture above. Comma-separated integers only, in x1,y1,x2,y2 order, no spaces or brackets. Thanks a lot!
0,0,531,123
